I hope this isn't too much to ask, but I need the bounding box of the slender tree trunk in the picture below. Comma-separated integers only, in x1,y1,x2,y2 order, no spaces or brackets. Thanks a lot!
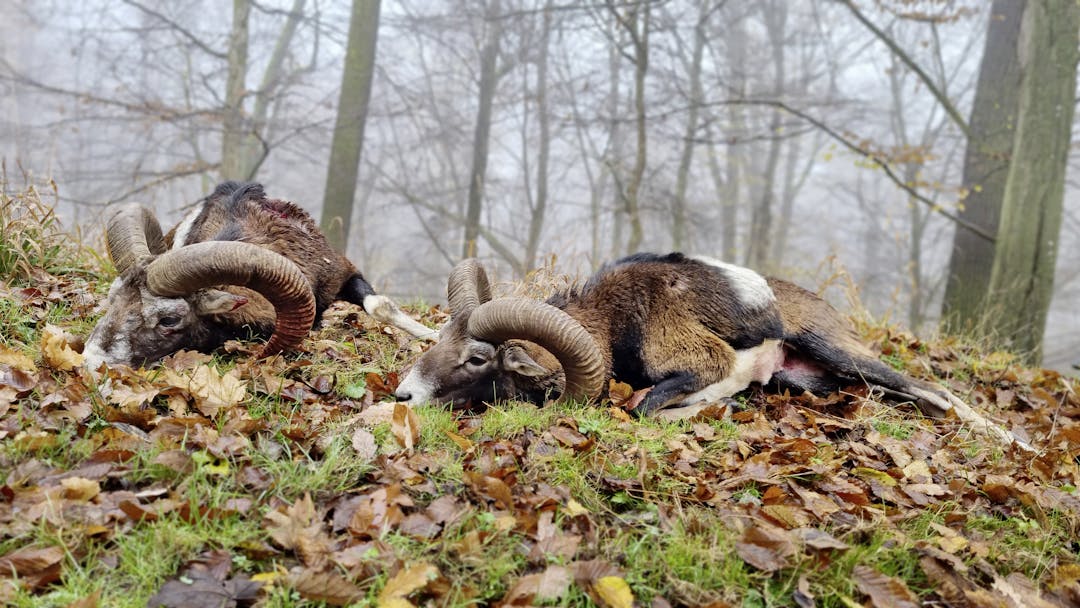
746,2,786,270
523,2,553,275
462,0,503,259
612,1,649,255
238,0,306,180
220,0,251,180
985,1,1079,363
672,4,707,251
941,0,1025,331
321,0,381,253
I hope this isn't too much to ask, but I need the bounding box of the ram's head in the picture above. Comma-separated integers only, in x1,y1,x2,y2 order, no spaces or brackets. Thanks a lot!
83,204,316,369
394,259,604,408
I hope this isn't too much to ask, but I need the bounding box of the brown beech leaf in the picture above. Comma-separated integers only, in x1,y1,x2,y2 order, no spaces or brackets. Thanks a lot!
288,569,364,606
853,565,919,608
502,566,572,605
366,371,399,402
734,524,796,572
549,425,593,451
377,561,439,608
0,545,65,577
392,403,420,453
264,493,331,568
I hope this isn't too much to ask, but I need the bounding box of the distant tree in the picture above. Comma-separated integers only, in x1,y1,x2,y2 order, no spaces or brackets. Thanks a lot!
321,0,382,253
462,0,504,259
941,0,1024,331
984,1,1079,362
608,0,650,255
220,0,309,181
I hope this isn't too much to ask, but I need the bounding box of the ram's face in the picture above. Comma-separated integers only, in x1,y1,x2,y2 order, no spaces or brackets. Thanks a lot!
83,270,246,369
393,320,556,409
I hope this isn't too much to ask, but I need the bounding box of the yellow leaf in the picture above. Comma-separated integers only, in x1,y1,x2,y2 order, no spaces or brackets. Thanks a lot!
853,467,897,487
0,346,36,372
378,562,439,608
563,498,589,517
40,324,84,371
594,576,634,608
60,477,101,501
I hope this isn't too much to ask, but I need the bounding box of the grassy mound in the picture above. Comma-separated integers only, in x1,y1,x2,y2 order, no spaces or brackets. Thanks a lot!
0,185,1078,607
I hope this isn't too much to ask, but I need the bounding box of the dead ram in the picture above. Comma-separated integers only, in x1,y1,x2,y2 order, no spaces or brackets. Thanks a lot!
395,253,1023,448
84,181,434,368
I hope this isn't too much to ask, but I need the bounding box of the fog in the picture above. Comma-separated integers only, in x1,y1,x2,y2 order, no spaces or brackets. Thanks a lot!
2,0,1077,370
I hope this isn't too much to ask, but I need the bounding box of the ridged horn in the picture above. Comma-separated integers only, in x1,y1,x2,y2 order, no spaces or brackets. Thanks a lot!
145,241,316,357
105,204,168,274
467,297,605,402
446,258,492,318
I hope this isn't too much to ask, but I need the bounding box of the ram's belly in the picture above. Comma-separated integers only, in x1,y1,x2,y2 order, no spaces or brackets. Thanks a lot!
670,339,783,410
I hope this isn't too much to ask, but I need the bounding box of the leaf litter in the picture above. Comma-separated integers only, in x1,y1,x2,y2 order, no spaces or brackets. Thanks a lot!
1,225,1079,606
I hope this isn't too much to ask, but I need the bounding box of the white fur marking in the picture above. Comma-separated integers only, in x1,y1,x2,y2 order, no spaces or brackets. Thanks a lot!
394,370,436,405
170,207,202,250
690,255,775,309
675,339,782,407
363,294,438,340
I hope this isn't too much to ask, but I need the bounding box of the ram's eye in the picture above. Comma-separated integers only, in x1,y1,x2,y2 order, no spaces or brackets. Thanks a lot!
159,316,182,328
466,356,487,367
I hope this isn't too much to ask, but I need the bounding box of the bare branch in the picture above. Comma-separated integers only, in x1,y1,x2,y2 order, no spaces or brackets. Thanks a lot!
838,0,971,140
712,98,993,242
120,0,228,59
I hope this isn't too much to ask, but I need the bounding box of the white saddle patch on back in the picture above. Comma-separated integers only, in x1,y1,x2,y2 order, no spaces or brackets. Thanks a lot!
689,255,775,310
170,206,203,249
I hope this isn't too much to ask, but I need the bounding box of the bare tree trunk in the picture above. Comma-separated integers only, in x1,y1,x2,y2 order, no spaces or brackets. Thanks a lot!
238,0,307,180
462,0,503,260
985,1,1079,363
672,3,707,251
609,1,649,255
523,2,553,275
220,0,251,180
745,2,786,270
941,0,1024,331
320,0,381,253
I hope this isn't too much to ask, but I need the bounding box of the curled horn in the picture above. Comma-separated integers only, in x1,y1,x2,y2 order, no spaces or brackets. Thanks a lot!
446,258,492,318
104,204,168,274
145,241,316,357
467,297,605,402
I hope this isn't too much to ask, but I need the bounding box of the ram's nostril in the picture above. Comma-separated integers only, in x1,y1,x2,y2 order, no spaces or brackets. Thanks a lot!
395,391,412,402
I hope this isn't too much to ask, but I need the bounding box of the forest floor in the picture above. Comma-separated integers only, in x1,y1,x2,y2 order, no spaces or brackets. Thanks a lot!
1,184,1079,608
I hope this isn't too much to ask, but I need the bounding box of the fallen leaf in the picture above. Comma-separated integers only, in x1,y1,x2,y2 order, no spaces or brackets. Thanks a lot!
392,403,420,453
594,576,634,608
40,324,84,370
502,566,572,605
352,427,378,460
288,569,363,606
735,524,796,572
264,494,331,568
853,564,918,608
60,477,100,501
377,562,439,608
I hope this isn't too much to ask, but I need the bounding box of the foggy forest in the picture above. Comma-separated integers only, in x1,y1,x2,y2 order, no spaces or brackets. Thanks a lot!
2,0,1078,368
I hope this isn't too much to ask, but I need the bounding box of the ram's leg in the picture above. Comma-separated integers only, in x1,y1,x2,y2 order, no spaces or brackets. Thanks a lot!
645,339,782,420
339,274,437,340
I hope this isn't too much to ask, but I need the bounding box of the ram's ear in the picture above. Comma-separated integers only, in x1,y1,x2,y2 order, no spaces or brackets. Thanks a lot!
501,344,550,378
194,289,249,314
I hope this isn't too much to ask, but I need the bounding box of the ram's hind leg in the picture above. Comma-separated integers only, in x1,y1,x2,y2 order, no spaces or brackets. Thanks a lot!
339,274,437,340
